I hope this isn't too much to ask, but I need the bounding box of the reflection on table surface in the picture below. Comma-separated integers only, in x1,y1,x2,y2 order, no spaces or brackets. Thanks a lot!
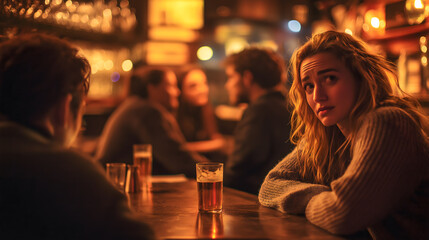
127,179,345,240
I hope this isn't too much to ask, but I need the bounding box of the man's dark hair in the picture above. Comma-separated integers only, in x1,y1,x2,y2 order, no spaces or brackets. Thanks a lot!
129,67,167,98
0,33,90,124
224,47,286,89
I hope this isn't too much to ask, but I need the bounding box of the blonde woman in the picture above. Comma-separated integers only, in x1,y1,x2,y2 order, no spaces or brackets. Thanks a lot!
258,31,429,239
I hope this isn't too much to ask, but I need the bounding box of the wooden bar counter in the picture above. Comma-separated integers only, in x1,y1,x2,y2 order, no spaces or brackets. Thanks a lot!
127,177,345,240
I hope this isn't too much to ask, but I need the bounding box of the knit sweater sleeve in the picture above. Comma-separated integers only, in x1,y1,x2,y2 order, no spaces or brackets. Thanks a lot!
258,147,330,214
305,107,428,235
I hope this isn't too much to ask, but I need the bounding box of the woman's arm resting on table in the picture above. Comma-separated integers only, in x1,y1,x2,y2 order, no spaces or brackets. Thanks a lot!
258,147,330,214
305,107,428,235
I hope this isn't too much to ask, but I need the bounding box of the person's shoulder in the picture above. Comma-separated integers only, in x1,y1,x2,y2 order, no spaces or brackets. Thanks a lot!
247,92,289,118
1,144,105,183
56,147,96,163
373,105,407,114
362,106,423,136
366,106,415,124
44,148,111,184
42,147,100,171
253,91,287,108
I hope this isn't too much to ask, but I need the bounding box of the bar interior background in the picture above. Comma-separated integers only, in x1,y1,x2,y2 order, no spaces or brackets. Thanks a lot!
1,0,428,154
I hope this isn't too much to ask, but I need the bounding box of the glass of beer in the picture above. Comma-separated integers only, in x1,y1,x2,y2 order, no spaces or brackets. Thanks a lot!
106,163,126,191
133,144,152,190
196,163,223,213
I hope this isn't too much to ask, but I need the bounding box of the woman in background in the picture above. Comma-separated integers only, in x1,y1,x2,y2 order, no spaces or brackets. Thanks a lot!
258,31,429,239
176,65,225,161
96,66,208,177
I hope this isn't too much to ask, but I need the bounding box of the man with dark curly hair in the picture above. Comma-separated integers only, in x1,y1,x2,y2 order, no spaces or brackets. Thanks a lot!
223,47,294,195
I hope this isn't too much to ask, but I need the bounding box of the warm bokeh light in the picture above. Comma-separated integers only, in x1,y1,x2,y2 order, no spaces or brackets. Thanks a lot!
104,59,113,71
146,41,189,65
65,0,72,8
421,45,427,53
414,0,424,9
405,0,428,24
422,56,428,66
34,9,42,18
363,8,385,35
122,60,133,72
214,22,252,43
197,46,213,61
4,0,135,33
148,0,203,29
103,9,112,18
149,27,199,42
345,28,353,35
371,17,380,28
55,12,62,21
42,11,49,19
225,37,248,55
78,46,131,98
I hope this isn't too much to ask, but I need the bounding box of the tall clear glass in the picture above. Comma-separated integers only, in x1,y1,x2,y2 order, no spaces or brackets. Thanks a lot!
196,163,223,213
106,163,126,191
133,144,152,190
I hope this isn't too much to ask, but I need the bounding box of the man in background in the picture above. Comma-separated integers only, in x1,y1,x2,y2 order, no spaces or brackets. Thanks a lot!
0,33,154,239
96,67,209,178
223,47,294,195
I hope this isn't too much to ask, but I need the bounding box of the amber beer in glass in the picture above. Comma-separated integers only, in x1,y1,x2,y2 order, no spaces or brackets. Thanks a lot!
133,144,152,189
196,163,223,213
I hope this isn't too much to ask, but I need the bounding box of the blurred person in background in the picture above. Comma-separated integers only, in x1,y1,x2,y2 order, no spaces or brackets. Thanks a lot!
0,33,154,239
176,65,226,162
259,31,429,239
96,66,209,178
222,47,294,195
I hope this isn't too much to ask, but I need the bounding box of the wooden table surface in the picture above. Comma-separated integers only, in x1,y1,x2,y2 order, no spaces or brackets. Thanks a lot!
127,179,345,240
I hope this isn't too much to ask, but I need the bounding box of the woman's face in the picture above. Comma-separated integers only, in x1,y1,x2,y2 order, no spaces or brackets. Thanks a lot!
300,52,359,135
181,69,209,106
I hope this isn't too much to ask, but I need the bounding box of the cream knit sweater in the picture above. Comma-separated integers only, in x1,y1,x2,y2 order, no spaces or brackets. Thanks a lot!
258,106,429,239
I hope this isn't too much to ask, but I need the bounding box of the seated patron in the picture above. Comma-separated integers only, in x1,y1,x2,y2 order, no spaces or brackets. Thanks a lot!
176,65,225,161
96,67,209,178
0,33,154,239
222,47,294,195
258,31,429,239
